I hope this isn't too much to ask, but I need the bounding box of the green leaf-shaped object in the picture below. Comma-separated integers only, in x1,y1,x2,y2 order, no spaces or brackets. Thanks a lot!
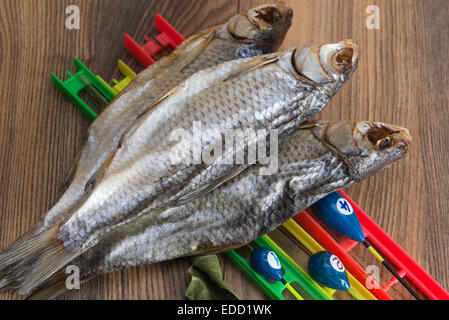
185,255,239,300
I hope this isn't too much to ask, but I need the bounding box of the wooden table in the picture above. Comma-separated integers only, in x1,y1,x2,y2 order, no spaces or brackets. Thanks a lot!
0,0,447,300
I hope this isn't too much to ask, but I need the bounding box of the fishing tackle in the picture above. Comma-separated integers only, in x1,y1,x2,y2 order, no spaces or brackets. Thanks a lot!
249,247,304,300
312,192,422,299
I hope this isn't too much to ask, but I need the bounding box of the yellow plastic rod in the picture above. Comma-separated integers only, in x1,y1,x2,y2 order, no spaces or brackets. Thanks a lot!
284,282,304,300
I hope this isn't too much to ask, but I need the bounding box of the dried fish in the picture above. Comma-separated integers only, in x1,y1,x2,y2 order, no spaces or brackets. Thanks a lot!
28,120,412,299
0,39,359,294
47,2,293,231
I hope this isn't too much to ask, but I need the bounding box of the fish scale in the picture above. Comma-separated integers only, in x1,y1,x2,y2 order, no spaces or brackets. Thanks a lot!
60,54,335,251
1,39,367,296
68,120,406,282
39,4,294,232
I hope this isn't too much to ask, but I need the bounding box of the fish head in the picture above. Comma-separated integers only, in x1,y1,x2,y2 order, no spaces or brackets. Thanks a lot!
312,121,412,181
292,40,359,91
227,2,293,52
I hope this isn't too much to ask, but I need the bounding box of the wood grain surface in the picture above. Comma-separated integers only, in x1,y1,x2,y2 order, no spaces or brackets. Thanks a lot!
0,0,447,300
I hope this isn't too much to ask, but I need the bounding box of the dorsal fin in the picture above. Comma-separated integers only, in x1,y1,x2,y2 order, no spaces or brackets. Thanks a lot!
223,55,280,82
173,28,218,72
136,85,180,120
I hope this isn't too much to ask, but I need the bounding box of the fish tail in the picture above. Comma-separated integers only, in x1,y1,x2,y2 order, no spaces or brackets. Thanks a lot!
1,226,38,253
0,224,80,295
26,270,70,300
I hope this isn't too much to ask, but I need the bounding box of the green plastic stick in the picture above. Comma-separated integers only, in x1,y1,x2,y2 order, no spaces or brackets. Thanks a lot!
224,250,285,300
225,235,331,300
51,57,116,122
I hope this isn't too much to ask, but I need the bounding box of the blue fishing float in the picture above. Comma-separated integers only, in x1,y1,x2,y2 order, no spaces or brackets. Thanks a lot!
308,251,350,291
249,247,284,281
249,247,304,300
312,192,365,242
311,191,422,299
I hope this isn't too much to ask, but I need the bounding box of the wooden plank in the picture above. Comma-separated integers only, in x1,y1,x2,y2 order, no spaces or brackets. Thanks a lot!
0,0,447,300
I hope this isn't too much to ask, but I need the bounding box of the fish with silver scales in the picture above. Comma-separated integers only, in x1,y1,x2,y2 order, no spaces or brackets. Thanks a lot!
0,4,368,298
42,2,294,237
25,120,412,299
0,37,359,295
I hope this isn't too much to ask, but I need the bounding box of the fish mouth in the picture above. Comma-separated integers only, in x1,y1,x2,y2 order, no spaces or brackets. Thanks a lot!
320,39,360,80
228,3,293,42
332,40,359,72
388,129,412,156
355,143,410,181
390,126,412,146
247,3,293,29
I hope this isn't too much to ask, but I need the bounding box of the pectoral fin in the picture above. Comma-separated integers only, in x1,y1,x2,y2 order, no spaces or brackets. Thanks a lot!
173,166,248,207
297,120,327,130
61,149,83,189
84,149,118,191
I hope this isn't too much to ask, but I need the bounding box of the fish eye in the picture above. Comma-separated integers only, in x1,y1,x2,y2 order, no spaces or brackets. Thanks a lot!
377,137,391,149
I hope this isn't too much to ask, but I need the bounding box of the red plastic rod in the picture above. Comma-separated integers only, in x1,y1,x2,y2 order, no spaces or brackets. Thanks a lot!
124,14,184,67
338,190,449,300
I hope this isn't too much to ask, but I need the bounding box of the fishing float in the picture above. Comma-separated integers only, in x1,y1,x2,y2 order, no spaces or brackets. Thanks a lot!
278,227,351,292
311,192,422,300
249,247,304,300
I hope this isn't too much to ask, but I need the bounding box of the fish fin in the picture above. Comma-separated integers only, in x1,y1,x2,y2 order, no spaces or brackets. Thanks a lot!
223,55,280,82
84,129,128,191
26,270,71,300
297,120,327,129
0,225,81,295
61,149,83,189
2,226,38,253
136,85,180,119
144,25,221,80
84,148,119,191
84,168,106,192
173,29,217,72
173,166,248,207
0,260,31,292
